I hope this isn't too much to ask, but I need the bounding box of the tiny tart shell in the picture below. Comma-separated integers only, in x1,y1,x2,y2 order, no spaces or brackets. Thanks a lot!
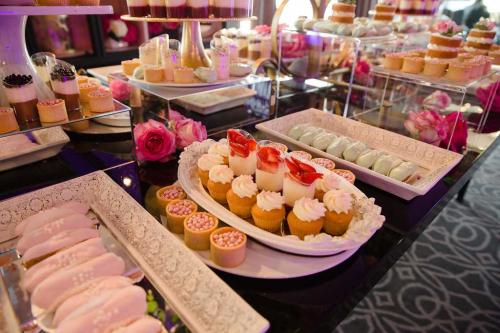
166,199,198,234
210,227,247,268
184,212,218,251
156,185,187,212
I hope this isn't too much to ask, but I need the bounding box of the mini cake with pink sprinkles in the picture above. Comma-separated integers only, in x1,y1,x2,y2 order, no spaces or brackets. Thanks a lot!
165,199,198,234
184,212,218,251
156,185,187,213
210,227,246,267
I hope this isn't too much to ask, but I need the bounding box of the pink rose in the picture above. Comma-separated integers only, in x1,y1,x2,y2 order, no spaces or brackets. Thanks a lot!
476,82,500,113
423,90,452,111
404,110,448,146
175,118,207,149
134,119,176,162
169,109,186,123
442,112,468,152
254,25,272,35
109,79,131,102
433,20,461,35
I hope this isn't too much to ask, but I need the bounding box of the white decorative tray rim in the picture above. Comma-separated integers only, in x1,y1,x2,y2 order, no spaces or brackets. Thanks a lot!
255,108,463,200
127,75,249,88
0,171,269,333
178,139,385,257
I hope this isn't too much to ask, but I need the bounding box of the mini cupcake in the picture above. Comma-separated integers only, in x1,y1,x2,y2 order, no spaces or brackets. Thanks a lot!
383,53,405,70
184,212,219,251
197,153,224,187
207,164,234,204
323,189,355,236
331,169,356,184
251,191,285,233
208,140,229,164
290,150,312,161
315,173,342,201
311,158,336,171
210,227,247,267
226,175,258,219
287,197,326,240
165,199,198,234
156,185,187,213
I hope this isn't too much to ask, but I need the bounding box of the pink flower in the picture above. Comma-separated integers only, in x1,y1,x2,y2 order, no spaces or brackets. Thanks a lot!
442,112,468,152
433,20,462,35
423,90,452,111
169,109,186,123
475,17,496,31
404,110,448,145
476,82,500,113
109,79,131,102
254,25,272,35
134,119,176,162
175,118,207,149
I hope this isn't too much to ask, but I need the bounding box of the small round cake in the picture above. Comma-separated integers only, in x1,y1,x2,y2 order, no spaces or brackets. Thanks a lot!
156,185,187,212
88,89,114,113
166,199,198,234
78,82,100,103
173,67,195,84
37,99,68,123
331,169,356,184
401,56,424,74
0,107,19,134
144,66,165,83
290,150,313,161
311,158,336,171
122,59,141,76
210,227,246,267
331,2,356,25
184,212,218,251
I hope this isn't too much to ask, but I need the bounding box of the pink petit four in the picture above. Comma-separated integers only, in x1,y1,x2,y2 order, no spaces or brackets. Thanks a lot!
22,238,107,293
22,228,99,267
17,214,97,255
56,285,147,333
31,252,125,309
15,201,90,236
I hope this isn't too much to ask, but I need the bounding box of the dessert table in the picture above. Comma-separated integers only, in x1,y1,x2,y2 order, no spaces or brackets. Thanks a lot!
0,86,497,332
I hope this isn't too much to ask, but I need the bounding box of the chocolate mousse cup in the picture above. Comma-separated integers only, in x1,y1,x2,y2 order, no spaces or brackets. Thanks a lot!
212,0,234,17
188,0,209,18
50,63,82,121
149,0,166,17
166,0,187,18
3,74,40,126
127,0,150,17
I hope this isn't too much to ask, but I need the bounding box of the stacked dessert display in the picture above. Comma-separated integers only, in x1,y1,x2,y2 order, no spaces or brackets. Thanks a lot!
382,20,493,82
12,201,166,332
397,0,441,15
121,36,252,86
211,27,273,63
0,57,118,133
373,0,397,23
464,18,497,55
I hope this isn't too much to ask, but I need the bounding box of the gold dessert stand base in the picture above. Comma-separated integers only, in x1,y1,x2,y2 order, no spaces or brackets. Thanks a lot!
121,15,257,69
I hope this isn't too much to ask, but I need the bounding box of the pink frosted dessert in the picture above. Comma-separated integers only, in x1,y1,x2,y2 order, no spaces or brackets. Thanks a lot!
15,201,89,236
56,285,147,333
22,238,107,293
53,276,133,326
113,316,164,333
31,252,125,309
22,228,99,266
17,214,97,255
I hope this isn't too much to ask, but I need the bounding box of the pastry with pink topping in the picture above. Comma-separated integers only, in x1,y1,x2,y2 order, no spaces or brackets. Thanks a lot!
227,129,258,176
156,185,187,212
184,212,219,250
56,285,146,333
287,197,326,240
207,164,234,204
251,191,285,232
323,189,355,236
311,157,336,171
283,157,323,206
226,175,258,218
256,146,285,192
36,99,68,123
290,150,312,161
165,199,198,234
197,153,225,187
210,227,246,267
31,252,125,309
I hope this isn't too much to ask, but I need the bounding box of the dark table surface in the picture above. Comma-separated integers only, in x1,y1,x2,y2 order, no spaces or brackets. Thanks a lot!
1,87,498,333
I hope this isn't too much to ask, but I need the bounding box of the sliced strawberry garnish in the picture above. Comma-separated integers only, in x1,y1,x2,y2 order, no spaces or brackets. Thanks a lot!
285,157,323,185
257,146,282,172
227,129,257,157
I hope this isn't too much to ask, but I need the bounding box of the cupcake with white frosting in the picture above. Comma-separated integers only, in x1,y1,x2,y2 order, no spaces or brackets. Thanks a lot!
197,153,224,187
226,175,258,218
287,197,326,240
207,164,234,204
251,191,285,232
208,139,230,164
323,189,354,236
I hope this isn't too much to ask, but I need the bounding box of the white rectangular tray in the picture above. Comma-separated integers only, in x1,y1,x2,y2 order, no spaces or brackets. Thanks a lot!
0,127,69,172
174,87,257,115
256,108,463,200
0,171,269,333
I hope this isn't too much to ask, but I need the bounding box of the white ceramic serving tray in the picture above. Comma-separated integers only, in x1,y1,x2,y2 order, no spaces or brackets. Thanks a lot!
174,87,257,115
178,140,385,257
93,112,131,127
0,171,269,333
256,108,464,200
0,127,69,172
128,75,249,88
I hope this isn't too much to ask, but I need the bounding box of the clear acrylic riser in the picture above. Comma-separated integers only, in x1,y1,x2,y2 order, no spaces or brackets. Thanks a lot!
277,28,362,117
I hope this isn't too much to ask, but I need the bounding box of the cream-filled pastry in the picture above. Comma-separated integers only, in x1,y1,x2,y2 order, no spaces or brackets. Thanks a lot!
326,136,351,157
389,161,417,181
356,149,383,169
283,157,323,207
343,141,367,162
255,146,285,192
373,154,403,176
312,132,336,151
227,129,258,176
287,123,311,140
194,67,217,83
299,128,325,145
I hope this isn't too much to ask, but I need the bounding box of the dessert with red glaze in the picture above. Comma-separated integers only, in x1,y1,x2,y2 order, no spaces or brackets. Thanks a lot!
184,212,218,250
166,199,198,234
210,227,246,267
256,146,285,192
283,157,323,206
127,0,150,17
227,129,258,176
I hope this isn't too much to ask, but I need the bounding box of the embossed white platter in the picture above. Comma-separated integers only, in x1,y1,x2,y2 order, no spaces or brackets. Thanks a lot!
128,75,249,88
0,127,69,172
256,108,464,200
0,171,269,333
178,140,385,257
170,230,359,279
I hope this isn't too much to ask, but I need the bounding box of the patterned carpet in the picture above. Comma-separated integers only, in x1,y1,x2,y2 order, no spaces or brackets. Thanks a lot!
336,147,500,333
